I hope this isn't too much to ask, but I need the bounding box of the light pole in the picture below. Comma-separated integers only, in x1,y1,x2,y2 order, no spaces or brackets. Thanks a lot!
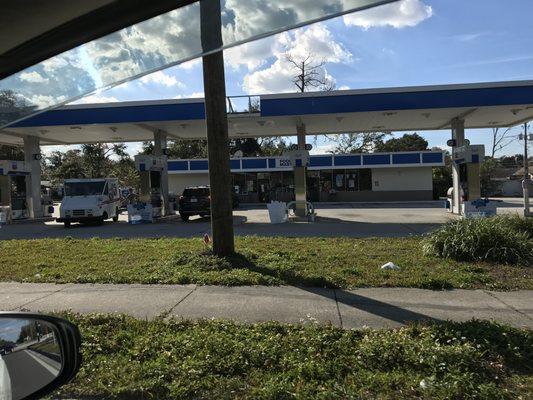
200,0,235,255
521,122,531,217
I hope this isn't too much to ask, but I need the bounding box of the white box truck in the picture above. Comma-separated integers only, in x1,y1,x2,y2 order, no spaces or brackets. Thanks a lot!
57,178,120,227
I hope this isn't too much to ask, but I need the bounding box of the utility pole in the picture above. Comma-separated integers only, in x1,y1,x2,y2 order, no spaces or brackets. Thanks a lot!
200,0,235,255
523,122,531,217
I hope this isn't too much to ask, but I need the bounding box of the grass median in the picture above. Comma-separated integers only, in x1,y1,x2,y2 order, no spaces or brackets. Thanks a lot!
55,314,532,399
1,236,531,289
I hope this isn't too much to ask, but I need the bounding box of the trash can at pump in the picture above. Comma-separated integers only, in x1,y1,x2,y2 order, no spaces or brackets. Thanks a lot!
0,206,10,226
267,201,287,224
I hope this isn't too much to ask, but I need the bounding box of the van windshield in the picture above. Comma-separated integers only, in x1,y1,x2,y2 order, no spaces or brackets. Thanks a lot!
65,182,106,196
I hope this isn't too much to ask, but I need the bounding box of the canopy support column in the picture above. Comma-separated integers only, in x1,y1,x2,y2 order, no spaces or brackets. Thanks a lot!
294,124,307,217
23,136,43,218
153,131,169,216
200,0,234,255
451,119,465,214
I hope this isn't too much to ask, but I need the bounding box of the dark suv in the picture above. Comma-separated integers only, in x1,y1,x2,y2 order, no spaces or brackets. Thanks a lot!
178,186,239,221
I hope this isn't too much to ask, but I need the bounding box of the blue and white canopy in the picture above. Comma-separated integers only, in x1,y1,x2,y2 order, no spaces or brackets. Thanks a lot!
2,80,533,146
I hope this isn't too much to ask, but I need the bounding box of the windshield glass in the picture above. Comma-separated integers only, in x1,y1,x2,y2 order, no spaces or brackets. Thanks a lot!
183,188,210,197
65,181,106,196
0,0,395,128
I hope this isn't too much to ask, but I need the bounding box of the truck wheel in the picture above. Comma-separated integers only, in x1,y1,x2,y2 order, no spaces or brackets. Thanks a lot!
64,221,71,228
98,212,107,225
180,213,189,222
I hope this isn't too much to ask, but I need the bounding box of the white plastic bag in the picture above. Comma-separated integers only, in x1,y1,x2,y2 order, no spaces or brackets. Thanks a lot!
380,262,400,270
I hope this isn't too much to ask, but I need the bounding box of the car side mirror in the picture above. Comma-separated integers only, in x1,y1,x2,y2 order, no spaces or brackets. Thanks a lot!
0,313,81,400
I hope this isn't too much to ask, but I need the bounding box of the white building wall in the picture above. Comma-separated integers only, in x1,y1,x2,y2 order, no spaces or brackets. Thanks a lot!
169,173,210,195
372,167,432,191
501,180,523,196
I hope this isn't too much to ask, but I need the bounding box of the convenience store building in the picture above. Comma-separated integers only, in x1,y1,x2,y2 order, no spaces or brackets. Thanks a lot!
168,150,445,203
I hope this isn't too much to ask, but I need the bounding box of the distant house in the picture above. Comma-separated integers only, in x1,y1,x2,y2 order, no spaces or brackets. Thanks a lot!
501,162,533,196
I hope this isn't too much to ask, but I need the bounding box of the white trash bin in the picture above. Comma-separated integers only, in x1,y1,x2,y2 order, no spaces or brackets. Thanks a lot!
0,207,10,226
267,201,287,224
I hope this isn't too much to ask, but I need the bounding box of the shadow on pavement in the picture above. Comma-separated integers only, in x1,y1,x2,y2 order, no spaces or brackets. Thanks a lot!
224,252,440,325
332,288,441,325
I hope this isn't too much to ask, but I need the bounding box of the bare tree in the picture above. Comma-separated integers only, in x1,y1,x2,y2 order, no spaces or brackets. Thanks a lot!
285,53,336,92
327,132,390,154
491,127,514,157
285,52,390,152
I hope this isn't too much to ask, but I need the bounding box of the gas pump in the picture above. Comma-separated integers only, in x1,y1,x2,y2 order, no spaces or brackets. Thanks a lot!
448,144,485,216
282,147,314,218
134,155,166,218
0,160,30,220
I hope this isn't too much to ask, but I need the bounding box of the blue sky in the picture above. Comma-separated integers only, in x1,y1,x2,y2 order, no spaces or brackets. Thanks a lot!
74,0,533,157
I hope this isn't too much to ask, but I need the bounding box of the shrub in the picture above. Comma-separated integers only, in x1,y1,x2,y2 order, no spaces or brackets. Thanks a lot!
502,214,533,238
423,216,533,265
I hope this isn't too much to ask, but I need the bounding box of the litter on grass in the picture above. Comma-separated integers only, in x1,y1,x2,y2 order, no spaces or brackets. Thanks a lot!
381,262,400,270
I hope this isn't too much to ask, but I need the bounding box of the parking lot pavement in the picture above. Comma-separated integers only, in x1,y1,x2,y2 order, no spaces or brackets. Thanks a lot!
0,199,524,240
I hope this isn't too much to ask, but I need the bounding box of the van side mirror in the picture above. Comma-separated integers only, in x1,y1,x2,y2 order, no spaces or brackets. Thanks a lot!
0,313,81,400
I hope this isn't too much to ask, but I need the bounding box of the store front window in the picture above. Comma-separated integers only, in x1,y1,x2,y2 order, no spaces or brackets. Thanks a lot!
245,173,257,193
345,169,359,192
333,170,345,191
232,173,246,194
320,170,333,193
359,169,372,191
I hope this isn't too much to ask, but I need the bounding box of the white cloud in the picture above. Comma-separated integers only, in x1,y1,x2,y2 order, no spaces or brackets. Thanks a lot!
25,94,67,108
71,93,119,104
41,145,79,156
173,91,204,99
177,58,201,70
19,71,49,83
338,85,350,90
139,70,183,87
310,143,336,155
225,37,278,71
343,0,432,29
243,24,351,94
125,142,143,156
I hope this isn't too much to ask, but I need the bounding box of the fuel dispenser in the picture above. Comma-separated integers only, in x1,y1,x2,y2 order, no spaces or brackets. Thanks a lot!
447,144,485,216
282,147,315,219
134,155,166,218
0,160,30,220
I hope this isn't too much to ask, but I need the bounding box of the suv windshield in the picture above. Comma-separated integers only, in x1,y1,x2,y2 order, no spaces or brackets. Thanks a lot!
183,188,210,197
65,181,105,196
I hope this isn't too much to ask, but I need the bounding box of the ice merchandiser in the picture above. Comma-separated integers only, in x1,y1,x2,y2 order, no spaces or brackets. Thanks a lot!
134,155,166,218
0,160,30,220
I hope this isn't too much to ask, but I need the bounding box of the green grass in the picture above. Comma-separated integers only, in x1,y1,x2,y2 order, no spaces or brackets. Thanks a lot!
55,314,532,399
1,237,531,289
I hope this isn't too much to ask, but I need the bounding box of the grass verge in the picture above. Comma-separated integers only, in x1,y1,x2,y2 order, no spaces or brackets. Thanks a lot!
55,314,532,399
1,236,532,289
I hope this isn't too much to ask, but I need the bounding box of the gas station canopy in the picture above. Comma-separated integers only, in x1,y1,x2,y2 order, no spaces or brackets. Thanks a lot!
2,80,533,146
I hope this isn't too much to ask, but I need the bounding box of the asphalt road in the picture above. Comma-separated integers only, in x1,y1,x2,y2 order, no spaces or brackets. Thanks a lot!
0,199,525,240
1,349,59,400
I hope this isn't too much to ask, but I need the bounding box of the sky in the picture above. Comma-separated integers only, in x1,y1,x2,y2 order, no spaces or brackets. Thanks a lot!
61,0,533,157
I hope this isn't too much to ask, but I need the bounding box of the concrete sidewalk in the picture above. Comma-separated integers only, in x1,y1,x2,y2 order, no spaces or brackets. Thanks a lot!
1,283,532,329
